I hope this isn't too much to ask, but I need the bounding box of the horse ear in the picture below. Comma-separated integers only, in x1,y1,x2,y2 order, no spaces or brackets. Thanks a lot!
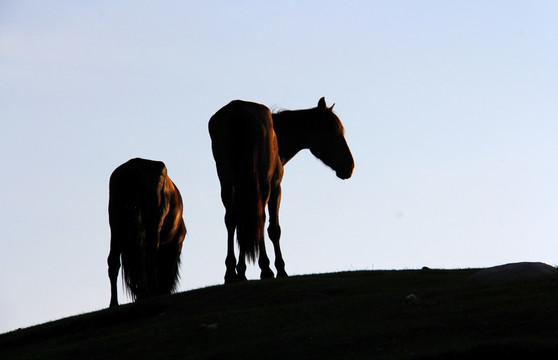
329,103,335,111
318,97,327,110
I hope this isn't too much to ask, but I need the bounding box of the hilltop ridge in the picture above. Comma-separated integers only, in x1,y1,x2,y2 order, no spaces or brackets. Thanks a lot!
2,269,558,359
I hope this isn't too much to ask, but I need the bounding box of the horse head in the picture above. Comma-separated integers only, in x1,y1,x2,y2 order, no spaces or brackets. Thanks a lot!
309,97,354,180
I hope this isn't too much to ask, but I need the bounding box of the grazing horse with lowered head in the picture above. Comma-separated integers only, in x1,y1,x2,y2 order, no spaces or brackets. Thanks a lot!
107,158,186,307
209,97,354,284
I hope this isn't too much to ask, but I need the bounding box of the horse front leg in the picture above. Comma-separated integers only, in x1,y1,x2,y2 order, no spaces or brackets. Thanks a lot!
268,184,287,277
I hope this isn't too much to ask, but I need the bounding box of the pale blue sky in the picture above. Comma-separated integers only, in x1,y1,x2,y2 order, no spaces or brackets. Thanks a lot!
1,1,557,333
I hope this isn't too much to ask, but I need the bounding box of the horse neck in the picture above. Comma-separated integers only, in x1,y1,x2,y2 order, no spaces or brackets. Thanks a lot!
272,109,315,164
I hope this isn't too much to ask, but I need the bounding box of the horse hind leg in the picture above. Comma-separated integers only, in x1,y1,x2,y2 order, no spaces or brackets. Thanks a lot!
224,206,240,283
268,184,287,278
236,248,248,282
269,226,287,278
107,237,121,307
258,241,274,280
216,180,240,284
256,177,274,280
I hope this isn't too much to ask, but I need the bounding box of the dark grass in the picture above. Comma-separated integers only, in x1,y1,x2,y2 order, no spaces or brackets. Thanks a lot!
2,269,558,359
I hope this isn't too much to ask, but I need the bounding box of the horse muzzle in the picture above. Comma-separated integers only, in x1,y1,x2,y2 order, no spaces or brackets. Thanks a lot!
336,167,354,180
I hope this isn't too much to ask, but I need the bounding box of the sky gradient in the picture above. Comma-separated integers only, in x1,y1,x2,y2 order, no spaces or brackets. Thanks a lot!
1,1,558,333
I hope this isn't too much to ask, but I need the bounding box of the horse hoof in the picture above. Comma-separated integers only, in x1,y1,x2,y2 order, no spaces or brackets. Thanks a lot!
225,272,238,284
260,269,275,280
277,270,288,278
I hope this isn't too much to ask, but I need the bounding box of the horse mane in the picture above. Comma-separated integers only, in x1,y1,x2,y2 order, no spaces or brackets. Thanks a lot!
271,105,287,115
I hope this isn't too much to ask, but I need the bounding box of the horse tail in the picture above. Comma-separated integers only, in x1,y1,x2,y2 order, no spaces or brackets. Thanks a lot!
156,220,185,294
119,205,150,301
234,139,265,264
155,179,186,295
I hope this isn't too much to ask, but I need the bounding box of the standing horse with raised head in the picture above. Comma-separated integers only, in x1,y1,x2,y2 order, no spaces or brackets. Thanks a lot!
209,97,354,283
107,158,186,307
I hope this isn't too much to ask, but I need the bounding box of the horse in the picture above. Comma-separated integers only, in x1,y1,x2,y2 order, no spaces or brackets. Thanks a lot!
107,158,186,307
209,97,354,283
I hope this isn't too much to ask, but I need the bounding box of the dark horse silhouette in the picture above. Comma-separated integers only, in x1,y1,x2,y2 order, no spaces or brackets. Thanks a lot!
209,97,354,283
107,158,186,307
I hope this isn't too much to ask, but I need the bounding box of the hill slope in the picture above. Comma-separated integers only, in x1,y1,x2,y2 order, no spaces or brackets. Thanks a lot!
2,269,558,359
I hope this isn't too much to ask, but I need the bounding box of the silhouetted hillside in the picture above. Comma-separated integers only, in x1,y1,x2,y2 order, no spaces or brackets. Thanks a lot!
2,270,558,359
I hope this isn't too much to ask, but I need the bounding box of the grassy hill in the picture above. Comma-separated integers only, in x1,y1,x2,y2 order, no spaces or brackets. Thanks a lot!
2,269,558,359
